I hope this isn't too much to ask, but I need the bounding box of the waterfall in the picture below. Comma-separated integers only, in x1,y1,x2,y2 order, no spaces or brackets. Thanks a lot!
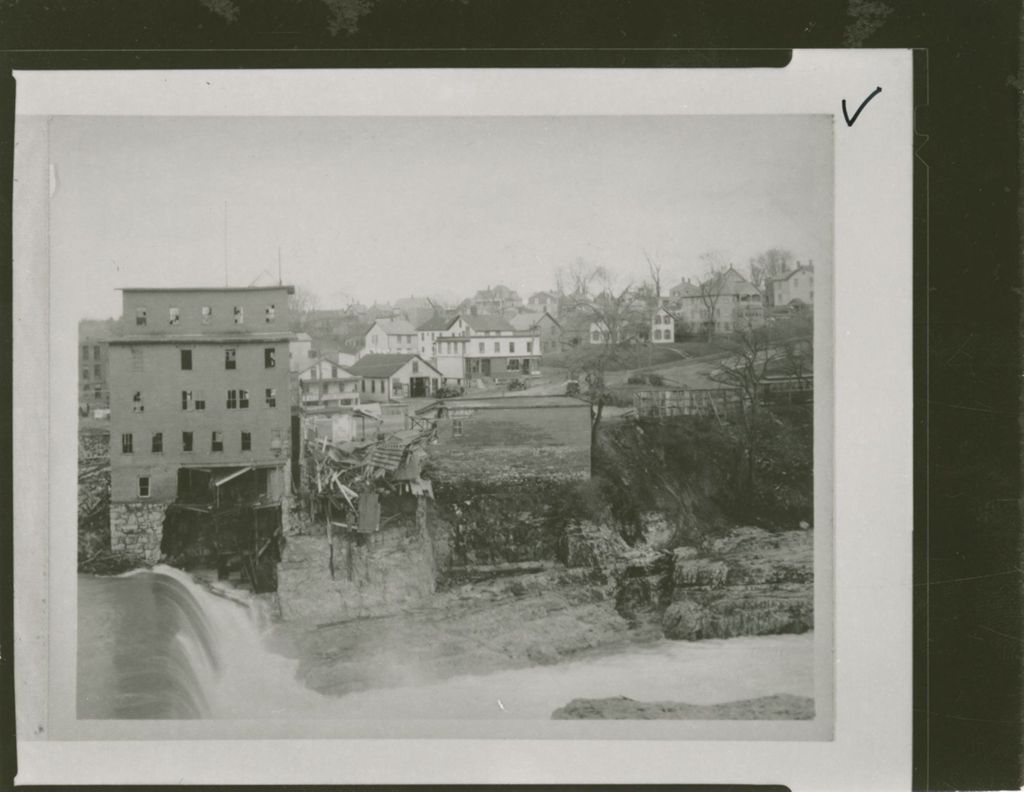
78,565,322,720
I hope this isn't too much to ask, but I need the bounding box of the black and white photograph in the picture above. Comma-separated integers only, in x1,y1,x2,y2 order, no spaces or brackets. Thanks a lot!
63,112,828,724
14,59,914,786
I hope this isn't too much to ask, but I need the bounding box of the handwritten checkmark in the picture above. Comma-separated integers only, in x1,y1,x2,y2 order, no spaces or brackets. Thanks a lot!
842,86,883,127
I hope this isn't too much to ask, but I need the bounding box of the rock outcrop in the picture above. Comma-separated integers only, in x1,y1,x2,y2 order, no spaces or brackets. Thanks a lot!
552,693,814,720
660,527,813,640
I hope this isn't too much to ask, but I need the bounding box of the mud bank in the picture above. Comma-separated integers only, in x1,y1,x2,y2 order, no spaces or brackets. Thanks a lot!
552,693,814,720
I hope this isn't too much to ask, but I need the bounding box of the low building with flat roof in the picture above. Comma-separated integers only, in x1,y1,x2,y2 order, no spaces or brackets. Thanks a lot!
418,394,592,483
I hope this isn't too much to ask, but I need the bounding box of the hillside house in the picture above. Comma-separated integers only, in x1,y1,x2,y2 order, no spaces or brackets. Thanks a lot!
671,267,765,334
526,290,560,316
510,310,562,354
347,353,443,402
297,357,361,412
651,307,677,344
467,284,523,315
770,262,815,308
361,318,418,357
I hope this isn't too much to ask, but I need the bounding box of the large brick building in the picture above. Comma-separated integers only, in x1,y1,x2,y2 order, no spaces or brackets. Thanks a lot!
107,285,295,560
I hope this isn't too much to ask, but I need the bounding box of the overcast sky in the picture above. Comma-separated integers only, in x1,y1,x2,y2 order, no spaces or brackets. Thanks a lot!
48,114,833,320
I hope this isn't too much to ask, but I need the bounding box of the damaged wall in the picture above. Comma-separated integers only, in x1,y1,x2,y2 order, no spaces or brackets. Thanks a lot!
277,495,436,623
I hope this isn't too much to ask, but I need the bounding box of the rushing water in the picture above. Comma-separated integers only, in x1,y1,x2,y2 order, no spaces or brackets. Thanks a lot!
78,567,814,720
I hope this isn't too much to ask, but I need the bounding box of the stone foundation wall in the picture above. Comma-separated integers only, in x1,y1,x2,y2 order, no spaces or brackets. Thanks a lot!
110,501,167,563
277,497,436,624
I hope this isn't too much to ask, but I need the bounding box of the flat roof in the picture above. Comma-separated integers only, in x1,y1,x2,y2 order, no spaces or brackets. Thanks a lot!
419,394,591,412
109,332,294,345
119,285,295,294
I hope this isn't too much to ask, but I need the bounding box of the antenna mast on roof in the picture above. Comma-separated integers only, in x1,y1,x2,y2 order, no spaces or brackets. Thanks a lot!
223,201,228,287
278,246,282,286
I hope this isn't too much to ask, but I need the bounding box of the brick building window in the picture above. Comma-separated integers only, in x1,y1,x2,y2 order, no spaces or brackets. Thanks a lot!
412,361,419,373
493,342,500,353
226,390,238,409
478,342,484,353
182,431,193,452
138,477,150,498
233,306,244,324
211,431,224,452
151,432,163,453
270,429,283,452
94,364,101,378
135,308,147,326
239,389,249,409
180,349,192,370
121,433,133,454
94,345,100,358
82,368,90,381
181,390,193,410
201,305,212,324
526,341,533,353
81,345,89,360
169,307,180,325
510,342,516,353
132,391,144,412
241,431,252,451
225,348,236,370
195,390,206,410
452,419,463,437
265,304,275,323
264,348,276,368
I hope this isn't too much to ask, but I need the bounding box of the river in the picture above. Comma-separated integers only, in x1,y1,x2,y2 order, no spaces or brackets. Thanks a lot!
77,567,814,720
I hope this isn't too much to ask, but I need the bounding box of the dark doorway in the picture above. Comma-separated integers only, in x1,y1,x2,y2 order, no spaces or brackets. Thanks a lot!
410,377,427,398
481,359,491,376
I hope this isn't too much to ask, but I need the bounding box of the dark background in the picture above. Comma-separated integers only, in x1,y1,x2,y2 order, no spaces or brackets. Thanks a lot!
0,1,1020,790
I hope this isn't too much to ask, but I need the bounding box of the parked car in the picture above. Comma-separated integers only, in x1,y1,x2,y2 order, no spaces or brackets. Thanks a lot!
506,378,528,392
626,372,666,387
436,384,464,398
565,379,581,397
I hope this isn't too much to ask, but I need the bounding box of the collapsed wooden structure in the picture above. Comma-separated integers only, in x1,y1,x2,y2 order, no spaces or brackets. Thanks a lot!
302,414,439,579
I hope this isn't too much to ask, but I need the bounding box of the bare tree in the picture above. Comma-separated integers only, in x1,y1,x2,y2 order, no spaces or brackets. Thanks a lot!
696,251,730,341
556,257,609,300
288,286,320,331
711,323,781,494
748,248,794,296
562,282,645,445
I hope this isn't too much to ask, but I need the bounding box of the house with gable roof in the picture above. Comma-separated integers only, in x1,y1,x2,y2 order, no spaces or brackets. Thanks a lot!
346,353,444,402
361,317,418,358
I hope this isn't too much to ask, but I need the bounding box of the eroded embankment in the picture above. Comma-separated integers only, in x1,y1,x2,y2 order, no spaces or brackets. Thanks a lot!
269,520,813,698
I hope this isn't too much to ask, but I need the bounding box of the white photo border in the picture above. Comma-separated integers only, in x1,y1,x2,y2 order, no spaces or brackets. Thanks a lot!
13,52,912,788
